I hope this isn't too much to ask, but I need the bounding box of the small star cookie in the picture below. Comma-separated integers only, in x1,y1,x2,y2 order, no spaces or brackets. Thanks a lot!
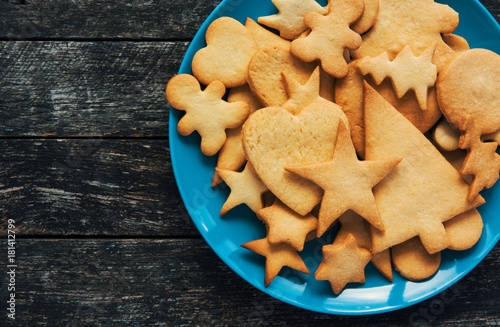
257,199,318,251
258,0,328,40
217,163,268,216
166,74,249,156
315,233,372,294
242,237,310,287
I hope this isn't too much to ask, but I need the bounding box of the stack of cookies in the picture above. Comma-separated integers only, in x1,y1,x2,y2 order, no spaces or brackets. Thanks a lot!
166,0,500,294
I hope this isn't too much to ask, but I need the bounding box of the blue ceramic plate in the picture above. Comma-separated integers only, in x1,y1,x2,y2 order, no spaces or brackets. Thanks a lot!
169,0,500,315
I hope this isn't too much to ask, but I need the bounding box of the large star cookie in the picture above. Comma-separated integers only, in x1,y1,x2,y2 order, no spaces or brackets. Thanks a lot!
286,122,401,236
241,237,310,287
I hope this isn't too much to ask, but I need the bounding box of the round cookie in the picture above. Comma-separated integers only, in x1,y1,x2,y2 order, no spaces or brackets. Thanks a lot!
436,48,500,135
392,237,441,281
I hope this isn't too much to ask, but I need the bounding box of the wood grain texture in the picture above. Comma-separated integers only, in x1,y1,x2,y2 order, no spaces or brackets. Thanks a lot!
0,238,498,326
0,41,188,137
0,0,221,40
0,0,497,40
0,3,498,138
0,139,200,236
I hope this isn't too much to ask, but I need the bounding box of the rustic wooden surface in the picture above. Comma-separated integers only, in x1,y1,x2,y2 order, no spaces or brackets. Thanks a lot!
0,0,499,326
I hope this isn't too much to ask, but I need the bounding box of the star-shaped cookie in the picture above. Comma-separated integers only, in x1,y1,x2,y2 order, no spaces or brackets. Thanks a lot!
257,199,318,251
258,0,328,40
315,233,372,294
281,66,331,115
286,122,401,236
241,237,310,287
217,163,268,216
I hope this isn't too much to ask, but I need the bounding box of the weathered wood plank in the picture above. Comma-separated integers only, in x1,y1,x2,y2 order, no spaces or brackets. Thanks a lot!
1,238,498,326
0,0,221,40
0,0,497,40
0,41,187,137
0,139,200,236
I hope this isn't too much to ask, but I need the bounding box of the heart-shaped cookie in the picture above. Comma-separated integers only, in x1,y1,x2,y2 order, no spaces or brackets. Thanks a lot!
242,101,347,216
192,17,258,88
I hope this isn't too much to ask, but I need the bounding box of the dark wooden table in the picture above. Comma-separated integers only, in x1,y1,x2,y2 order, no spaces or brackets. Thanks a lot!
0,0,499,326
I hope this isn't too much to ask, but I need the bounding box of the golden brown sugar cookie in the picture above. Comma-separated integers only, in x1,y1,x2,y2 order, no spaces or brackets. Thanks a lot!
351,0,459,72
336,211,371,250
166,74,249,156
444,208,483,251
437,49,500,199
242,101,347,216
336,212,393,282
281,66,332,115
433,118,461,152
363,83,484,255
358,44,437,110
192,17,258,88
291,0,364,78
442,34,470,53
366,77,442,135
247,45,324,107
286,122,401,236
350,0,379,34
241,237,310,287
437,49,500,135
245,17,291,49
217,163,268,216
458,116,500,201
335,61,442,158
212,85,261,186
315,233,372,294
258,0,328,40
392,237,441,281
334,60,366,158
257,199,318,251
371,250,392,282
